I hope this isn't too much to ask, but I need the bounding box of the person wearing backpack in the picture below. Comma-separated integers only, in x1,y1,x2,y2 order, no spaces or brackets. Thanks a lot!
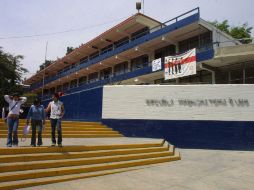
26,98,45,147
4,93,27,147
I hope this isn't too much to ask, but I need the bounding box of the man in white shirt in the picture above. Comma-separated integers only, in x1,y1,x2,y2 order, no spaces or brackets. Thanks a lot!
4,93,27,147
45,93,65,147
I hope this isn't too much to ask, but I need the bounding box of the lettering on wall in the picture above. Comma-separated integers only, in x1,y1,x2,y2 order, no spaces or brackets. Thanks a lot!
102,85,254,121
146,98,250,107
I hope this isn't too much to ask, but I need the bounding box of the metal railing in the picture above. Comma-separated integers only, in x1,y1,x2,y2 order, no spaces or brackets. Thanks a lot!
40,46,214,100
31,8,201,91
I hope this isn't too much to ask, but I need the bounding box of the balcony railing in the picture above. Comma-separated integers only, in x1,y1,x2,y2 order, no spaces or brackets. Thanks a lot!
30,8,201,91
41,47,214,100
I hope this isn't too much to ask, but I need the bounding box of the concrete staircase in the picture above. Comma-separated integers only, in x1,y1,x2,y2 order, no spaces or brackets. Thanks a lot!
0,119,180,189
0,140,180,189
0,119,123,138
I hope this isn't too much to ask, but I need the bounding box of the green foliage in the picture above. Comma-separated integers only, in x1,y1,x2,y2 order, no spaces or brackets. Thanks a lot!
0,47,28,107
211,20,253,44
37,60,53,73
22,93,37,106
66,46,74,55
211,20,230,34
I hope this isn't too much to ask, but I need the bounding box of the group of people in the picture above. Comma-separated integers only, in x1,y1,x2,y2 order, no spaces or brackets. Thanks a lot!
4,92,64,147
167,57,182,75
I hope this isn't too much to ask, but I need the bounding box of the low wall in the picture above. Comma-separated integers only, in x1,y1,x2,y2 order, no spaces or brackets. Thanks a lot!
43,87,103,121
102,85,254,150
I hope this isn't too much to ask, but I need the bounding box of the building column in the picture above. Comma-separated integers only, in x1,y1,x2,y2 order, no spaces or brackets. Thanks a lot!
175,43,180,84
200,63,216,84
228,71,231,84
148,52,155,66
128,61,131,72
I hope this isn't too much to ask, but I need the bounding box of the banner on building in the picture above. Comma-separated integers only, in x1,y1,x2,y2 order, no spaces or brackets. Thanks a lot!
164,48,196,80
152,58,162,72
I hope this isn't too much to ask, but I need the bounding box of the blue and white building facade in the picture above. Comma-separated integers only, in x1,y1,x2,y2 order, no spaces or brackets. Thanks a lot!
25,8,254,150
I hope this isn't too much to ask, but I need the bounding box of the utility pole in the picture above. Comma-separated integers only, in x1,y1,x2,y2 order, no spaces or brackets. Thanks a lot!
41,41,48,100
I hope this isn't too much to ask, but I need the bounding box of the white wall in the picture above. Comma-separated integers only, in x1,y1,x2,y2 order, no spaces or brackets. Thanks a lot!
102,85,254,121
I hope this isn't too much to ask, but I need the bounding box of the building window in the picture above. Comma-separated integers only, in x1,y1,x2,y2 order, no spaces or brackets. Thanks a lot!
131,55,148,71
114,62,128,76
70,79,78,88
154,45,176,61
56,85,62,92
114,37,129,48
49,87,55,94
80,56,88,64
78,76,87,86
100,67,112,80
90,51,99,60
63,82,69,91
245,64,254,83
131,27,149,41
88,72,99,83
179,31,212,53
101,44,113,55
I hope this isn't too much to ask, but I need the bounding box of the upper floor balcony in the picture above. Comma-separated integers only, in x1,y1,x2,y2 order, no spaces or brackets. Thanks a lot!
41,46,214,100
29,7,202,92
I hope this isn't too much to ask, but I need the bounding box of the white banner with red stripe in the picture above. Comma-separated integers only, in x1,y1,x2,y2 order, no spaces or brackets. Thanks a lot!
164,48,196,80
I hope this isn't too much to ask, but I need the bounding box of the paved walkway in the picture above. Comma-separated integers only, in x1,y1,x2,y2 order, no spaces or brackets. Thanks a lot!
20,147,254,190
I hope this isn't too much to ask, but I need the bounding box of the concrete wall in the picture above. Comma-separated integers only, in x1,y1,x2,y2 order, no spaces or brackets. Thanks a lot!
43,87,103,121
102,85,254,150
102,85,254,121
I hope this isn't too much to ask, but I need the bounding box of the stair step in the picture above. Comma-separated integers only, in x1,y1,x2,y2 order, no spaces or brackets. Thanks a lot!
0,146,170,163
0,134,123,138
0,125,108,128
0,142,163,155
0,152,180,183
0,121,103,126
0,131,120,135
0,121,101,125
0,166,147,190
0,128,113,132
0,151,173,172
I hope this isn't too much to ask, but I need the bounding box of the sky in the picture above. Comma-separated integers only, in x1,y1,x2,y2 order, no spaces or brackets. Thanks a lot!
0,0,254,79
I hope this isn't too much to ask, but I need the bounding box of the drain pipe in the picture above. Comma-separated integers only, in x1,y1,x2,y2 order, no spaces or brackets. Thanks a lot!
199,63,216,84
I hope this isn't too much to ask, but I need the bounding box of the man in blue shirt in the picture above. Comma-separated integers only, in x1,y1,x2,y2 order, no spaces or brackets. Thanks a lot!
26,98,45,147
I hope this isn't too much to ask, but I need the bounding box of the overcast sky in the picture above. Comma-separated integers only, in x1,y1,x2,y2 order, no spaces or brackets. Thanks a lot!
0,0,253,78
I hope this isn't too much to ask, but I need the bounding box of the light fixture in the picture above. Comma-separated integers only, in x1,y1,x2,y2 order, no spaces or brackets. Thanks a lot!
136,2,141,13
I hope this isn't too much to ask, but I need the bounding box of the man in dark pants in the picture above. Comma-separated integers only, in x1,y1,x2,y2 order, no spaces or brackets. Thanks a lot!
26,98,45,147
45,93,65,147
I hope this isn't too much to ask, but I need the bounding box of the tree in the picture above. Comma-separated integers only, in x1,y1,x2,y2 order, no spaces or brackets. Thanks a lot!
230,23,253,44
211,20,253,44
66,47,74,55
0,47,28,107
37,60,53,72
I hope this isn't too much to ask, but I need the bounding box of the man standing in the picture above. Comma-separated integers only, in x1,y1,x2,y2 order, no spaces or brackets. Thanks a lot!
4,93,27,147
45,93,65,147
26,98,45,147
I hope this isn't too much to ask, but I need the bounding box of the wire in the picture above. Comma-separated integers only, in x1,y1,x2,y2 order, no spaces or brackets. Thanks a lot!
0,16,129,40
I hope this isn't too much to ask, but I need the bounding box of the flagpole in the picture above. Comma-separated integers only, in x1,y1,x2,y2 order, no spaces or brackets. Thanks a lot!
41,41,48,100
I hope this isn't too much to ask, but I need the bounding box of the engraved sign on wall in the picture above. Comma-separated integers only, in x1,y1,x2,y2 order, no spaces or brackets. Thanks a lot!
164,48,196,80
